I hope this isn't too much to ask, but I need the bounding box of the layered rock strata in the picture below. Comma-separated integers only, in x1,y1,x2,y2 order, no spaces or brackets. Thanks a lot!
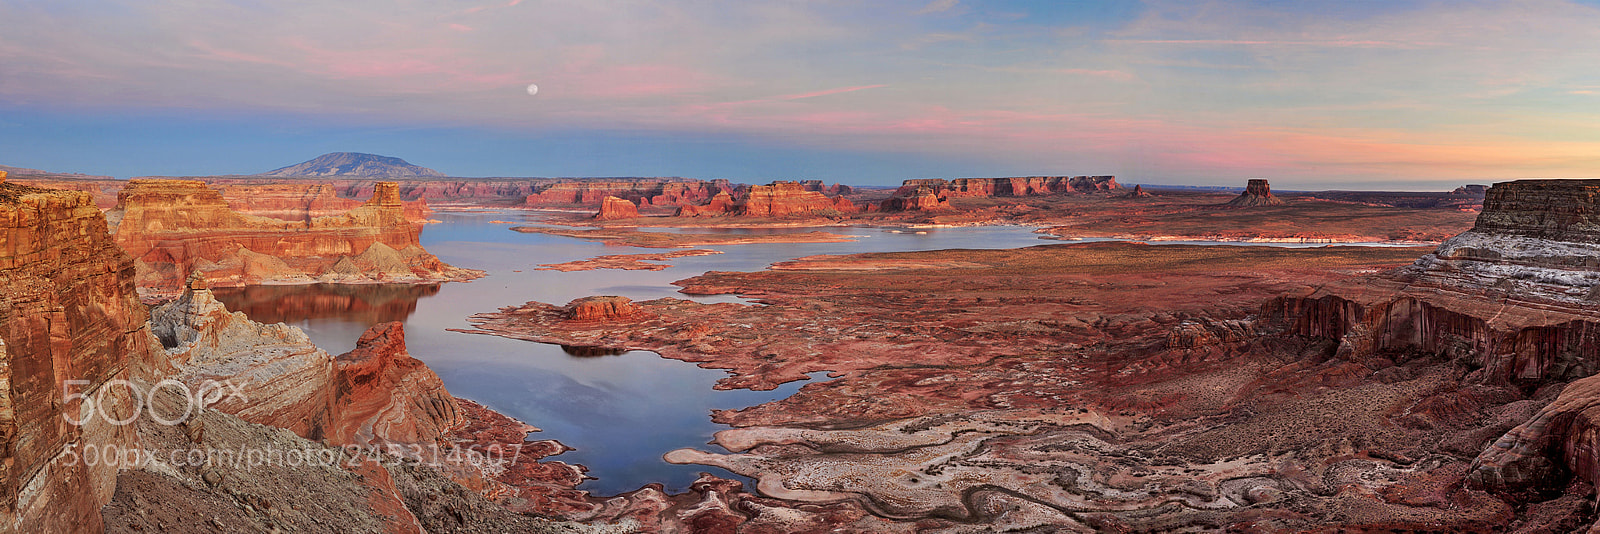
107,179,481,299
1265,179,1600,502
0,181,167,532
894,175,1120,199
877,185,952,212
524,179,735,208
1224,179,1285,206
673,181,856,218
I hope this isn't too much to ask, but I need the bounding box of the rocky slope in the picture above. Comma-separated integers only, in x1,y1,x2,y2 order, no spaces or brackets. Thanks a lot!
260,152,445,178
1224,178,1285,206
107,179,481,299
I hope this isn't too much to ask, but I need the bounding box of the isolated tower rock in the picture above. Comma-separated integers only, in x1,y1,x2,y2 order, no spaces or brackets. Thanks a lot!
1225,179,1284,207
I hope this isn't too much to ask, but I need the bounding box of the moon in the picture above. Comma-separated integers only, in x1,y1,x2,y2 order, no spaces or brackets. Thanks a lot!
526,83,539,96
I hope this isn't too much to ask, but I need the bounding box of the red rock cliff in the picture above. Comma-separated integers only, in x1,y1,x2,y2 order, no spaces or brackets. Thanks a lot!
108,179,481,299
524,179,733,207
1263,179,1600,494
0,181,167,532
675,181,854,218
593,196,640,220
892,176,1120,199
329,322,465,447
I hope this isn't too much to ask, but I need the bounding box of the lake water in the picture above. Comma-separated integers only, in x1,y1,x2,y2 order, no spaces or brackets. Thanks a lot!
213,211,1419,495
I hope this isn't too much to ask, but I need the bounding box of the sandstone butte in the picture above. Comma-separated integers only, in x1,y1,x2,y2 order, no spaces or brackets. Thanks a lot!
879,175,1121,211
1224,178,1286,207
107,179,482,300
457,178,1600,531
0,179,625,532
591,195,639,220
672,180,857,218
523,178,735,208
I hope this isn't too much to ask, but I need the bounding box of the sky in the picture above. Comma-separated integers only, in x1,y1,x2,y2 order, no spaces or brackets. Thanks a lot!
3,0,1600,189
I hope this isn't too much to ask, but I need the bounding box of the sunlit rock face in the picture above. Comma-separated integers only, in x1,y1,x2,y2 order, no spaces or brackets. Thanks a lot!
106,179,481,300
593,196,640,220
0,181,166,532
1224,179,1284,207
524,179,734,207
673,181,855,217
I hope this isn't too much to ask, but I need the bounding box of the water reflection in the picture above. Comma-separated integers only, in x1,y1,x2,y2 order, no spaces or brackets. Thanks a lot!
212,283,439,324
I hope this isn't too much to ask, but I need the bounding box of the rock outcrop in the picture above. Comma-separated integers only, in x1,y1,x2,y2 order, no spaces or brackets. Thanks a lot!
524,179,733,208
593,196,640,220
673,191,736,217
878,185,953,212
152,283,465,448
1224,179,1285,206
0,181,167,532
150,279,337,438
107,179,481,299
1126,184,1152,198
1265,179,1600,496
565,296,643,322
674,181,855,218
328,322,465,447
736,181,853,217
894,176,1120,199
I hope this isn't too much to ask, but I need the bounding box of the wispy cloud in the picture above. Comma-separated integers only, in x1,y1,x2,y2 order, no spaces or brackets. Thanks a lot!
915,0,959,15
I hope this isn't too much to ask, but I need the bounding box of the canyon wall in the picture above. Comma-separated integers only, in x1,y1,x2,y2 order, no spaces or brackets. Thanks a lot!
107,179,481,299
0,176,167,532
1265,179,1600,494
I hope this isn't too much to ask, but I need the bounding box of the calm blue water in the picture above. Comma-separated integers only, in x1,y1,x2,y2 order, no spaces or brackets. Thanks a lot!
216,211,1419,495
217,211,1056,495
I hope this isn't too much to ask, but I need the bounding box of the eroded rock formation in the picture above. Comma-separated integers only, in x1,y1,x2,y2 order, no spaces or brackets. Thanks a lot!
878,185,952,212
107,179,481,299
1224,179,1285,206
328,322,465,447
524,179,733,208
895,176,1120,198
565,296,644,322
1266,179,1600,504
674,181,855,218
592,196,640,220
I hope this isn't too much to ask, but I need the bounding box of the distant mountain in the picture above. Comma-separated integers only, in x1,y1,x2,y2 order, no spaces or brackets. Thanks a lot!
260,152,445,178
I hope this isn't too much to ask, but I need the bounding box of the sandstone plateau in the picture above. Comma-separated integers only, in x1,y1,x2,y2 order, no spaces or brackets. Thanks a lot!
107,179,481,299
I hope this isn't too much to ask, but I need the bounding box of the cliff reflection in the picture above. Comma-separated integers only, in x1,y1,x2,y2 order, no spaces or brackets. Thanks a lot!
211,283,439,325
